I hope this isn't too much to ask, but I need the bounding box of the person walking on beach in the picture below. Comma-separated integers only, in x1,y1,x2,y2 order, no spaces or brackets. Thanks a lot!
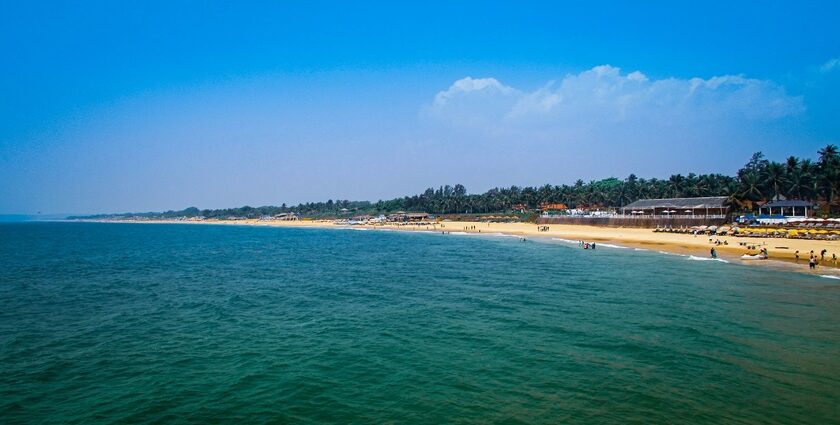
710,247,717,259
795,250,800,262
821,249,827,261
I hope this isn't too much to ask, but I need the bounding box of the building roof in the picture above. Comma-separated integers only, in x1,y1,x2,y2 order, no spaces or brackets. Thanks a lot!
622,196,729,210
540,203,568,210
762,199,813,208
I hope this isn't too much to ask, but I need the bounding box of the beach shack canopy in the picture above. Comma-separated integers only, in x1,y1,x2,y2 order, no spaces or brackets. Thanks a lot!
621,197,729,215
761,200,813,208
759,199,814,217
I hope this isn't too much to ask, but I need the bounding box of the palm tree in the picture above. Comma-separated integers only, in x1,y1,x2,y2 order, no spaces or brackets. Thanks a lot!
785,156,799,173
818,144,839,214
738,171,763,202
819,144,839,164
764,161,788,200
786,168,814,200
668,174,686,198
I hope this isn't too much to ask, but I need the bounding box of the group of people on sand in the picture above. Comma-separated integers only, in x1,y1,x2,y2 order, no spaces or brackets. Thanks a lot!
578,241,596,250
795,249,838,269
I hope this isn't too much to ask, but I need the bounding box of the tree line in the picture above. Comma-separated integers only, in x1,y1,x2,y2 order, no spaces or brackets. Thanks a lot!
72,145,839,220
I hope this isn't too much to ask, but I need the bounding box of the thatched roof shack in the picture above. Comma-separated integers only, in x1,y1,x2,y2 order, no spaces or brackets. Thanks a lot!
387,212,430,222
405,213,429,222
621,197,729,217
540,203,568,211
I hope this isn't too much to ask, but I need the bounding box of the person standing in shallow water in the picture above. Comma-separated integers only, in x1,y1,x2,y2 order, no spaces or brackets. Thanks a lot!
710,247,717,259
809,256,817,269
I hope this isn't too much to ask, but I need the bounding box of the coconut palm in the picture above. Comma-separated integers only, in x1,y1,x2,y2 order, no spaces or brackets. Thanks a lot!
738,171,763,202
763,161,788,201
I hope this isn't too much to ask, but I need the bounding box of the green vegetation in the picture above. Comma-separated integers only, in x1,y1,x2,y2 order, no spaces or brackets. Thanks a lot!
71,146,840,219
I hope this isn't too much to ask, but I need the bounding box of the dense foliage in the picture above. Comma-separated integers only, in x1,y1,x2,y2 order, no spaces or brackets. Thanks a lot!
72,146,840,219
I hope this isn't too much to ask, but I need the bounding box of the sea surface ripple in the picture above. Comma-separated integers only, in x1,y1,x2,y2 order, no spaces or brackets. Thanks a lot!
1,222,838,424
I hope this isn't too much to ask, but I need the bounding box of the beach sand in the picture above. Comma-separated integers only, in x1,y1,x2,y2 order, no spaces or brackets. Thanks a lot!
102,218,840,275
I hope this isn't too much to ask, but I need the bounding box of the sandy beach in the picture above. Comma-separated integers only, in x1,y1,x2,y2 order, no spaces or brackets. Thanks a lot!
102,218,840,275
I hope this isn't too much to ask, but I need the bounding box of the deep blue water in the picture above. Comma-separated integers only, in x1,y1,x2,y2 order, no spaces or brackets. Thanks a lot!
1,222,838,424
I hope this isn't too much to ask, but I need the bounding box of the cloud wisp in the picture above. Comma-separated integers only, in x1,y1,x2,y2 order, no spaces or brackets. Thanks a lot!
820,57,839,73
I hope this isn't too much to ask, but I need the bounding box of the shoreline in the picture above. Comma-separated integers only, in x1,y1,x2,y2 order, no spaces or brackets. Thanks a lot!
79,218,840,278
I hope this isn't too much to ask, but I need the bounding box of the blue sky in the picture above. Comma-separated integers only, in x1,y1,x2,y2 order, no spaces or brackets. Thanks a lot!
1,1,839,214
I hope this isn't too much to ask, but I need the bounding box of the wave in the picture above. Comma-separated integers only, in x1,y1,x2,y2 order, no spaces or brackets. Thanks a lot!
634,248,648,251
484,233,522,238
658,251,687,257
551,238,579,244
819,274,840,280
596,243,628,249
687,255,729,263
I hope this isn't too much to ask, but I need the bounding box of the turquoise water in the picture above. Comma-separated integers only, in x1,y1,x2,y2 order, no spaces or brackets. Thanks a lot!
1,222,838,424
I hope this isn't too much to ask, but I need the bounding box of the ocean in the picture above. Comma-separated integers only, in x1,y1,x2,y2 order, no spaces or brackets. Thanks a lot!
1,222,838,424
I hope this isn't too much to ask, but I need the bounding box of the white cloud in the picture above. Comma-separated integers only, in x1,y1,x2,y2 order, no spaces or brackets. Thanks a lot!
428,65,803,129
433,77,517,106
421,65,806,180
820,57,839,73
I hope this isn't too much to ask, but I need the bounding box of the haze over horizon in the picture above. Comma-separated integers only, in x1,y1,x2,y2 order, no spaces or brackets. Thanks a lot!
2,1,839,215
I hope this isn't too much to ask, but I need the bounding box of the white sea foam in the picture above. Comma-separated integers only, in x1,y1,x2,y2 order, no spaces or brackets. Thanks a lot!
658,251,687,257
819,274,840,280
687,255,729,263
481,233,522,239
596,243,628,249
552,238,579,244
634,248,648,251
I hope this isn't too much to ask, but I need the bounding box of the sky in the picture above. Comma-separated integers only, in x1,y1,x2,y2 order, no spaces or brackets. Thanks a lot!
1,1,839,214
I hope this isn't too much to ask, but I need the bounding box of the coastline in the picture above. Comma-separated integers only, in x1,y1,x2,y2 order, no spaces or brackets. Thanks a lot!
82,218,840,277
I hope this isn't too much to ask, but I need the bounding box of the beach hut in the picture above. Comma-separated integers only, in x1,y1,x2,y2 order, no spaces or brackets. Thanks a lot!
758,199,814,218
621,197,729,217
